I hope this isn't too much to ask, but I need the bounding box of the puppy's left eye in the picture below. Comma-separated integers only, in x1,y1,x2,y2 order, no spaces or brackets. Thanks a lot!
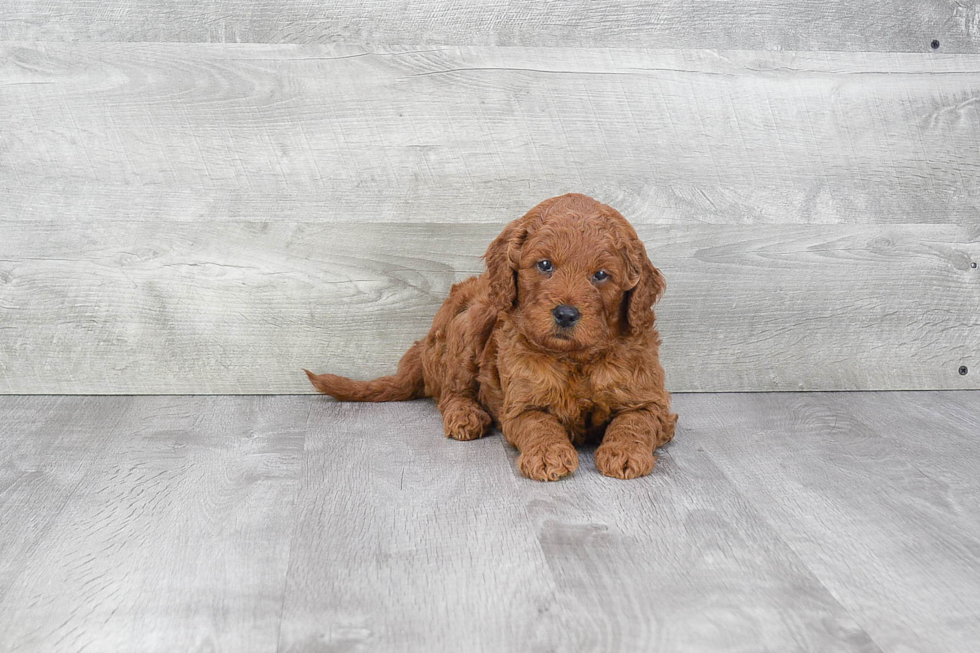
592,270,609,282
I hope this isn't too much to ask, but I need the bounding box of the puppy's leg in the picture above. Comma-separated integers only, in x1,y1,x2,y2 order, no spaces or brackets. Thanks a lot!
430,282,495,441
595,408,675,480
502,411,578,481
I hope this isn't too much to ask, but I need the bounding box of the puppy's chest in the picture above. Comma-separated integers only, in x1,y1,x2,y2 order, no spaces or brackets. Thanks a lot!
537,362,617,438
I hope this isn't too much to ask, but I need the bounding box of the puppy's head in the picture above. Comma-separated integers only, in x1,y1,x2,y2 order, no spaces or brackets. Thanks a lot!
484,193,665,353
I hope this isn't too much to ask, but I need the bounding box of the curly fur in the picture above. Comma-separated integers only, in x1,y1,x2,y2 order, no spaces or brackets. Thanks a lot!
305,193,677,481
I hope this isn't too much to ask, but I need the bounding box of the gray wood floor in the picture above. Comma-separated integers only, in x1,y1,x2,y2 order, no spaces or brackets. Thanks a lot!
1,391,978,653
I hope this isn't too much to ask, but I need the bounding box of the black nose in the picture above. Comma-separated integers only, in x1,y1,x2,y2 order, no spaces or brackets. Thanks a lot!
552,304,581,328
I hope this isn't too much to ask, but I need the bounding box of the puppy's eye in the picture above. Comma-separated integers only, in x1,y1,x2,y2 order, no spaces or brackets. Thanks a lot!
536,260,554,273
592,270,609,282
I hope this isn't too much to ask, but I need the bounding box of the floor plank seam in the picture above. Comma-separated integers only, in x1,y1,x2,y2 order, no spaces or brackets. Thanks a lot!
272,398,317,653
678,445,890,653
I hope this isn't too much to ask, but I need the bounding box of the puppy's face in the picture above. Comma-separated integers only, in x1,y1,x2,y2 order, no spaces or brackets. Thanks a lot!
514,219,629,352
485,194,666,354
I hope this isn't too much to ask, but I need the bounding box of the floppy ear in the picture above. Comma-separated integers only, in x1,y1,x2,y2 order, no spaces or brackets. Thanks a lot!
622,234,666,335
483,215,532,312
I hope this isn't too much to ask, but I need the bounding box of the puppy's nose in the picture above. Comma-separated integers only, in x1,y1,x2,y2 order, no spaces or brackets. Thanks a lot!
552,304,581,328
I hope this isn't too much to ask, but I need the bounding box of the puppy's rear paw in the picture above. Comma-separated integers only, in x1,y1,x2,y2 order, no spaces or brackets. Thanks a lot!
442,398,492,441
595,443,656,480
518,442,579,481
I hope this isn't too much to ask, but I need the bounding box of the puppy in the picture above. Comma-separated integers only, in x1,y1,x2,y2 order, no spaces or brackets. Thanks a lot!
306,193,677,481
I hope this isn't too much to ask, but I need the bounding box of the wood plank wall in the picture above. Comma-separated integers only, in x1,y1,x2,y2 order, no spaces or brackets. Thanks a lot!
1,3,978,393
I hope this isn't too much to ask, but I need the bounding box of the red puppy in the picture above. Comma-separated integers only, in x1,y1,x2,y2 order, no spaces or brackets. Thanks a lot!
306,193,677,481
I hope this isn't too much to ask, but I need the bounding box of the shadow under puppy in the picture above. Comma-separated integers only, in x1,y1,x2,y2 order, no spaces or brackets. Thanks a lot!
306,193,677,481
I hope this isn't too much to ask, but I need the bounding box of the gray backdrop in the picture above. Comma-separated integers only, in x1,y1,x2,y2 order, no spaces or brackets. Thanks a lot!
1,2,978,393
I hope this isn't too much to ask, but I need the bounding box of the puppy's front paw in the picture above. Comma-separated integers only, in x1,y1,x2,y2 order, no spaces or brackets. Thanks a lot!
595,443,656,480
518,442,579,481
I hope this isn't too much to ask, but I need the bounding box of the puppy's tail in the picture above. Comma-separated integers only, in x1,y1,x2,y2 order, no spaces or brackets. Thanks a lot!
304,342,426,402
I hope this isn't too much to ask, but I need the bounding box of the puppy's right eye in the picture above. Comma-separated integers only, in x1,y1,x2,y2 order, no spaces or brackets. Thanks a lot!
536,260,554,273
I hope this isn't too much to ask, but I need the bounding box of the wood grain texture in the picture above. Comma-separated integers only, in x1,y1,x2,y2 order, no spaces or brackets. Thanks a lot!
3,43,979,392
1,0,978,52
0,396,119,599
279,398,883,653
4,393,979,652
277,399,563,653
1,220,977,394
0,396,308,653
517,441,881,652
3,44,980,227
690,392,980,653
